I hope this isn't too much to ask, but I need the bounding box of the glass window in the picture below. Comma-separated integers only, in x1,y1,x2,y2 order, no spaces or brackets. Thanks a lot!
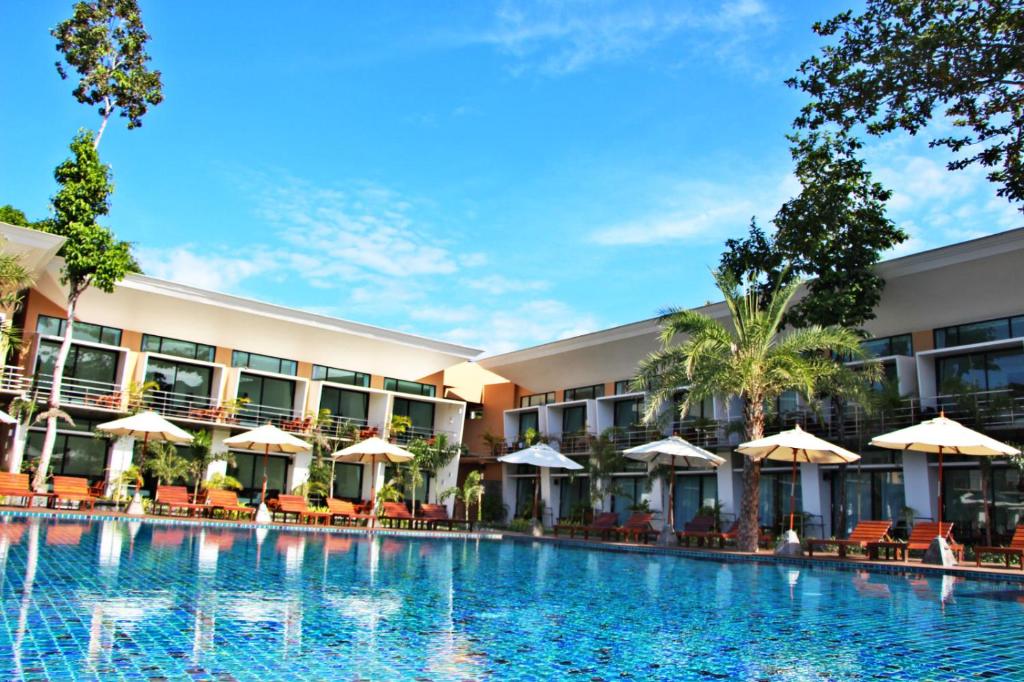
237,372,296,424
518,411,539,437
612,477,646,524
519,392,554,408
557,475,589,520
312,365,370,387
777,390,799,415
1012,315,1024,339
35,340,119,385
987,348,1024,392
383,378,436,397
228,452,289,504
25,431,108,482
859,334,913,358
564,384,605,401
332,462,363,500
36,315,121,346
934,316,1023,349
515,477,536,518
937,348,1024,394
319,386,369,422
674,474,718,528
613,398,643,429
614,380,635,395
146,358,212,397
141,334,215,362
561,405,586,434
231,350,297,376
392,397,435,432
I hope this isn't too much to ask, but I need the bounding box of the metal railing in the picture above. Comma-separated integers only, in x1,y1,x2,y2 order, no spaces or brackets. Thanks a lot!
609,427,665,451
392,425,460,445
672,420,722,449
142,390,220,422
235,402,301,429
0,365,27,393
33,373,124,411
316,414,372,440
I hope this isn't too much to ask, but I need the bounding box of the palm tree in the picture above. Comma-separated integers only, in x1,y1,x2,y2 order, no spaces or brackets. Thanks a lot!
143,441,189,486
0,241,34,365
634,271,864,552
440,470,485,522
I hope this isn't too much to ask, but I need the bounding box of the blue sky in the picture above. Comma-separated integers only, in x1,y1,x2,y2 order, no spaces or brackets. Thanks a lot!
1,1,1019,354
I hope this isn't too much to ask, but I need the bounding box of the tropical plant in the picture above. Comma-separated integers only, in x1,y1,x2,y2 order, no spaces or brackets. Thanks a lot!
374,478,404,516
402,434,463,518
634,271,864,551
439,470,485,522
143,441,188,486
220,396,250,420
481,429,504,456
32,131,134,493
203,472,243,491
522,427,541,446
0,238,34,363
125,379,159,414
389,414,412,439
185,429,235,499
115,464,142,501
586,429,626,513
53,0,164,148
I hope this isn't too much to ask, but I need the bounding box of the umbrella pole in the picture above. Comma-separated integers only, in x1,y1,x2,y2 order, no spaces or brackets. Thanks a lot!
533,469,540,523
668,461,676,532
370,456,378,529
789,450,798,532
260,444,270,506
936,446,944,527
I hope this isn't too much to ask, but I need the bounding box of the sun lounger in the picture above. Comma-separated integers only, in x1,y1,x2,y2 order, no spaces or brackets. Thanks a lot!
0,472,51,507
51,475,99,510
326,498,373,526
868,521,963,562
204,489,255,520
614,512,658,544
807,520,891,558
270,495,331,525
419,503,473,531
153,485,206,517
378,501,413,529
719,519,775,548
554,511,619,539
975,525,1024,570
677,515,720,547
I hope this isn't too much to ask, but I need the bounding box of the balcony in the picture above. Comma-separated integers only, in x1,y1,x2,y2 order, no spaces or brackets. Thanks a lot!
608,427,665,451
672,419,722,449
0,365,28,394
32,374,124,411
558,433,593,455
142,390,224,424
235,402,302,430
392,425,459,446
316,414,383,441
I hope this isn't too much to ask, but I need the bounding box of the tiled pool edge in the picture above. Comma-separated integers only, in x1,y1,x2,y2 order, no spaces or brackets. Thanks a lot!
0,508,503,542
513,533,1024,584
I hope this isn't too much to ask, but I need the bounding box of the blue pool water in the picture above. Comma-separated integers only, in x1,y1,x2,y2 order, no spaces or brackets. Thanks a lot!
1,517,1023,681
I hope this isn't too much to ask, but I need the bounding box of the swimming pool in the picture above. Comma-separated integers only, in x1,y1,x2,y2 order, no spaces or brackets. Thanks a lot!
1,517,1022,681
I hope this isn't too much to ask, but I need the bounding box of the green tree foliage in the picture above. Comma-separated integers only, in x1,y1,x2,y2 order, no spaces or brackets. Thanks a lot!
789,0,1024,209
32,131,134,492
143,442,189,486
439,470,485,522
720,132,905,330
53,0,164,148
586,430,626,513
186,430,235,499
634,271,864,551
0,239,35,362
0,205,31,227
403,434,463,517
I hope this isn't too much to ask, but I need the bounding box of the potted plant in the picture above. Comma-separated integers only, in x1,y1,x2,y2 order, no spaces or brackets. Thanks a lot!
389,414,412,442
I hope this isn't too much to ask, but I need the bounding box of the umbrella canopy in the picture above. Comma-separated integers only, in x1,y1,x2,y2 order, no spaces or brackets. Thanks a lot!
498,443,584,470
330,436,413,464
870,414,1020,530
222,423,312,454
625,436,724,533
0,409,17,426
737,425,861,533
96,411,193,444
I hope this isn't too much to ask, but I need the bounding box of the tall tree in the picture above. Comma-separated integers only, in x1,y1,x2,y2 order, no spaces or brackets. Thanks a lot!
721,132,905,330
53,0,163,148
0,241,35,363
789,0,1024,209
634,272,864,552
32,131,134,492
0,206,31,227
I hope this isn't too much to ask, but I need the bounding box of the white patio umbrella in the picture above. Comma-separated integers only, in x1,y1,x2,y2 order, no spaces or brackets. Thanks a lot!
737,425,861,534
624,436,725,535
97,411,194,516
331,436,413,525
0,409,17,426
870,414,1020,549
498,443,583,528
224,423,311,523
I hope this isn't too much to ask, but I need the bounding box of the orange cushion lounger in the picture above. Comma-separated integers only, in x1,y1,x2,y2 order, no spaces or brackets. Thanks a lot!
204,489,255,520
327,498,372,526
270,495,331,525
0,473,50,507
614,512,658,544
807,520,892,558
719,520,775,548
419,503,473,531
554,512,618,539
868,521,963,562
51,476,99,510
975,525,1024,570
677,515,719,547
154,486,206,517
379,501,413,528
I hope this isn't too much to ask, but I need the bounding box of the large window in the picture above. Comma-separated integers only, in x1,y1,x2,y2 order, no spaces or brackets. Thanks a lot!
392,397,435,437
859,334,913,358
673,392,715,422
934,315,1024,349
146,358,212,397
520,392,554,408
237,372,296,423
36,340,119,385
25,430,108,483
942,466,1024,543
142,334,215,362
614,380,637,395
612,477,647,524
561,405,586,434
312,364,370,387
331,463,363,501
937,348,1024,394
564,384,604,401
557,475,589,520
319,385,369,423
232,350,297,376
384,378,436,397
829,469,905,538
613,398,643,429
228,452,290,504
758,472,802,532
674,474,718,528
518,410,539,437
36,315,122,346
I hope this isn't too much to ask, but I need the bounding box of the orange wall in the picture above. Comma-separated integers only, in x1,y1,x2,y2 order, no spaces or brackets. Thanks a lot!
18,289,67,373
417,370,444,393
462,381,516,456
912,329,934,353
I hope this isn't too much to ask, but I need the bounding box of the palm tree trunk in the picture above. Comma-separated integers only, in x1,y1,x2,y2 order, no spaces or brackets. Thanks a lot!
33,294,78,492
738,398,765,552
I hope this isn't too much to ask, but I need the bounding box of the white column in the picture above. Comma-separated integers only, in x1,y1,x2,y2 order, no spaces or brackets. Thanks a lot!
716,463,740,520
501,464,516,519
105,436,135,497
539,468,553,527
288,451,313,493
903,452,938,522
799,463,829,539
434,450,460,514
4,423,24,473
649,473,667,530
206,429,230,480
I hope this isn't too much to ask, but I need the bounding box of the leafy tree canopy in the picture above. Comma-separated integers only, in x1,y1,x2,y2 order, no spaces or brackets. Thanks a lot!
789,0,1024,209
53,0,163,147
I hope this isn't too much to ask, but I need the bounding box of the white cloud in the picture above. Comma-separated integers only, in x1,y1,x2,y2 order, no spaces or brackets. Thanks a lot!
136,245,277,292
438,299,601,354
464,273,548,295
450,0,775,76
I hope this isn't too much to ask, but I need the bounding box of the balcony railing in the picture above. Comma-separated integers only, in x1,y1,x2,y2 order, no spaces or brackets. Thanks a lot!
609,427,665,451
672,419,722,449
235,402,301,429
316,414,382,441
142,390,221,423
392,425,459,446
558,433,593,455
33,374,124,411
0,365,28,393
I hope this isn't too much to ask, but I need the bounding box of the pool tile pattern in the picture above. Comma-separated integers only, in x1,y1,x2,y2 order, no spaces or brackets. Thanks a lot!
2,515,1024,680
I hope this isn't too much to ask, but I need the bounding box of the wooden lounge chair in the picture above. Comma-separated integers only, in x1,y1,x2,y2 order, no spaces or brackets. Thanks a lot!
807,520,892,558
868,521,963,562
327,498,372,526
614,512,658,544
0,473,50,507
269,495,331,525
204,489,255,520
378,501,414,529
554,512,619,539
975,525,1024,570
419,503,473,531
51,475,99,510
677,515,719,547
153,485,206,517
719,520,775,548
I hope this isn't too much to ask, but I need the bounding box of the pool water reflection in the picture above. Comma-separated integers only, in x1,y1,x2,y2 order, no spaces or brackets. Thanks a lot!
1,517,1023,680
